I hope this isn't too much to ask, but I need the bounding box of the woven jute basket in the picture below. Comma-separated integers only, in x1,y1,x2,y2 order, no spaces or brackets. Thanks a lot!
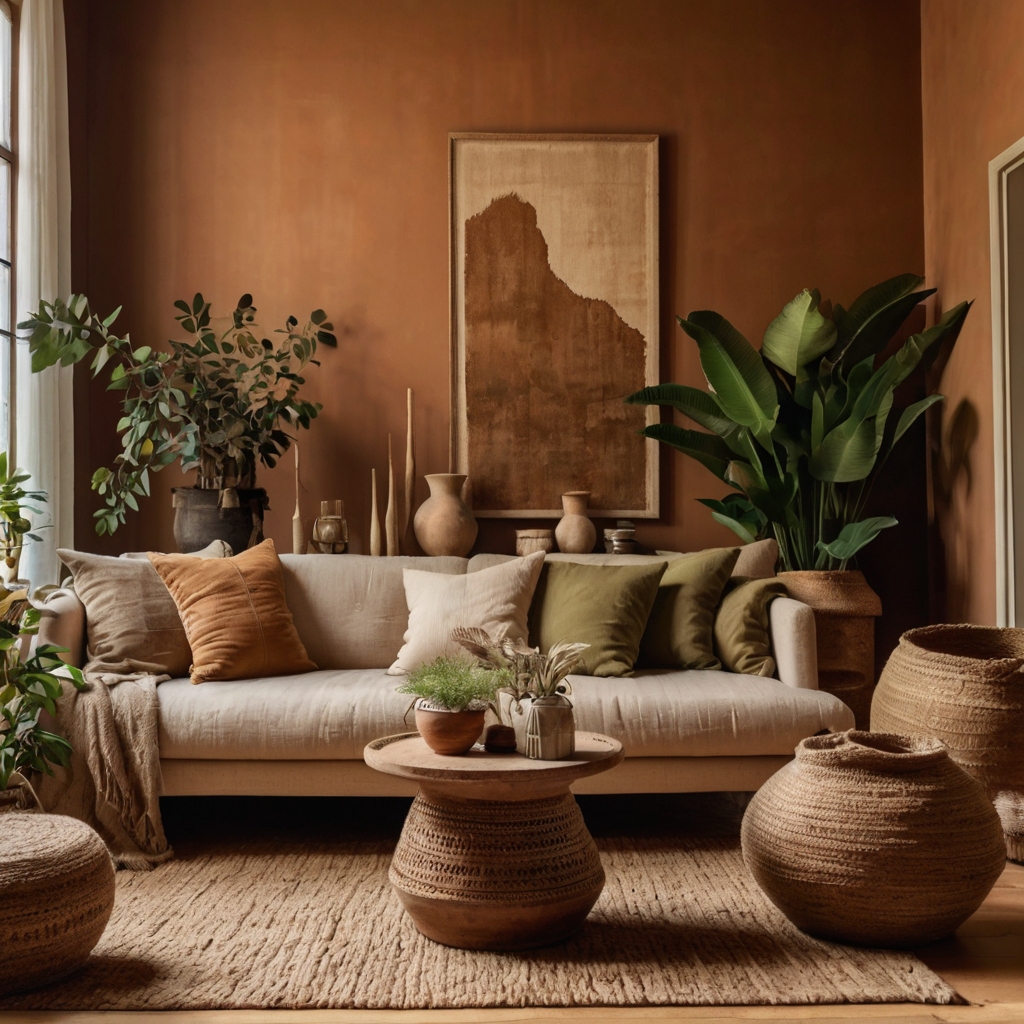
872,624,1024,862
0,813,115,996
741,730,1006,947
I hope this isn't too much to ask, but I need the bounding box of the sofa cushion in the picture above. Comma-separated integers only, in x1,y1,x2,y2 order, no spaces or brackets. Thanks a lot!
389,551,545,674
528,560,667,677
564,671,854,758
57,543,229,678
638,546,740,670
149,539,316,684
279,554,468,669
714,576,789,677
156,668,854,761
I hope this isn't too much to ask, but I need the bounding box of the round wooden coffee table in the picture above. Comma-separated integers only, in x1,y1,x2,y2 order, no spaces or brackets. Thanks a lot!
364,730,624,951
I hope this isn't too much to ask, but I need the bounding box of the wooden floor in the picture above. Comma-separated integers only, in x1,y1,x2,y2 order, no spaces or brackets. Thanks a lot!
4,795,1023,1024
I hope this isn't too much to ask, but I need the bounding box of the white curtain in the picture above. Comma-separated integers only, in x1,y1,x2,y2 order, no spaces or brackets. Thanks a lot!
15,0,73,587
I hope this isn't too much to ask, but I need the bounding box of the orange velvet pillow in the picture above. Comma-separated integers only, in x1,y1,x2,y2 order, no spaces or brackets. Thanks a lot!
148,539,316,684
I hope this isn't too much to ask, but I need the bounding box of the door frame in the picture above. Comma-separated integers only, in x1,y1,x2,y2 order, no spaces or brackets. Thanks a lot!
990,135,1024,626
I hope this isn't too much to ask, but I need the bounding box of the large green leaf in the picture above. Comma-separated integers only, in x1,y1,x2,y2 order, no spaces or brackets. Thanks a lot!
892,393,944,449
697,495,767,544
678,312,778,449
726,461,795,526
833,274,934,369
762,289,837,375
809,414,880,483
640,423,735,482
624,384,736,435
815,516,898,566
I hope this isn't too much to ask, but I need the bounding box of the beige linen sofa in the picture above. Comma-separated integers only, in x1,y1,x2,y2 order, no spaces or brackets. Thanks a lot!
40,544,855,799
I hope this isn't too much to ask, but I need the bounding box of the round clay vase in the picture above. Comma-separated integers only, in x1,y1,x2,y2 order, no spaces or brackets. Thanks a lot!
413,474,478,557
172,486,267,554
776,570,881,728
554,491,597,554
872,624,1024,862
741,730,1006,947
414,701,486,756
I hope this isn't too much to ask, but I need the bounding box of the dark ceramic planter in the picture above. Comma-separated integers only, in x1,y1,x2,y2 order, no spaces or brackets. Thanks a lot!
171,487,268,554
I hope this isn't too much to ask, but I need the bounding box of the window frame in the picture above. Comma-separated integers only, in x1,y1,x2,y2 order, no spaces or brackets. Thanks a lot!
0,0,16,461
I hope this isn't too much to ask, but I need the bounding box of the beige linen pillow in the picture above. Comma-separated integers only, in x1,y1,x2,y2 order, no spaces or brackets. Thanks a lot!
57,541,230,677
389,550,545,675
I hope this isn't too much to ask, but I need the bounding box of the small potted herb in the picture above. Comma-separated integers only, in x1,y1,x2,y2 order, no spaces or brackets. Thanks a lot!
395,656,506,756
0,590,86,811
451,627,588,760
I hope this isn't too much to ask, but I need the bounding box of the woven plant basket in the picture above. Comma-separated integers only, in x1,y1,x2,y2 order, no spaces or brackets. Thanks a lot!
741,730,1005,947
872,624,1024,862
0,813,115,996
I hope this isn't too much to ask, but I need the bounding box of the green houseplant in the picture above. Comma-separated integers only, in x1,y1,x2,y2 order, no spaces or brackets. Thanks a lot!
396,656,506,756
0,590,86,809
625,274,969,571
19,293,336,550
452,627,589,760
0,453,48,587
625,274,970,726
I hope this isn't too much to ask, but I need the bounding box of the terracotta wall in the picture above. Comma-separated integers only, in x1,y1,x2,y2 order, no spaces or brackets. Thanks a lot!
66,0,925,559
921,0,1024,625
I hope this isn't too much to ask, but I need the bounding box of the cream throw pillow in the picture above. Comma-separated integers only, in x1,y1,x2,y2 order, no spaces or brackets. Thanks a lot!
388,550,545,675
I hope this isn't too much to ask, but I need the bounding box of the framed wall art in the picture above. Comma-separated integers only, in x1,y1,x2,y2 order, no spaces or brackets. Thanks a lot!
449,133,660,518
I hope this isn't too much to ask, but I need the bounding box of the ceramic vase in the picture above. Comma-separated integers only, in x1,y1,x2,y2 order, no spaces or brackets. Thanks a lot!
515,529,554,557
872,623,1024,862
741,729,1006,947
413,474,478,556
776,570,881,728
555,491,596,554
510,695,576,760
413,700,485,756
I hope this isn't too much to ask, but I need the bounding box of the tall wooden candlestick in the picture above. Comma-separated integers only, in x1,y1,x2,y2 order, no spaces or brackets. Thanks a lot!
369,468,381,556
386,433,399,557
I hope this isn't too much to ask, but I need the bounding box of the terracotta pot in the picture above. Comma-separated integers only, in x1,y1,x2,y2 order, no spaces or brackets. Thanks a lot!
414,702,485,756
776,569,881,728
172,487,267,554
554,491,596,554
741,729,1006,947
872,624,1024,862
413,474,478,557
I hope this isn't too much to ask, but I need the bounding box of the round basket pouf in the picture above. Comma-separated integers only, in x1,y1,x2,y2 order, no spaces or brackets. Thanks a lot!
872,624,1024,862
0,813,115,996
741,730,1006,947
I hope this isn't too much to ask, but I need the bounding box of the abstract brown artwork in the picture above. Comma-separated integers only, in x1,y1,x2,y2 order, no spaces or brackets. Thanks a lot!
450,134,659,518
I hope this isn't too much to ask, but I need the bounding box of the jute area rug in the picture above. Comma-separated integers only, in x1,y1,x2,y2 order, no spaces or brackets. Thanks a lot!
0,812,961,1011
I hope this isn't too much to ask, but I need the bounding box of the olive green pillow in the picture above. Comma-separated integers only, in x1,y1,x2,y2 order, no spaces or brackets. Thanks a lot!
713,575,788,677
528,561,667,677
638,546,740,670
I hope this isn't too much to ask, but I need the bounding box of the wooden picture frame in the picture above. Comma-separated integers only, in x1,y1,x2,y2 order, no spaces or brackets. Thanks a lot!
449,133,660,519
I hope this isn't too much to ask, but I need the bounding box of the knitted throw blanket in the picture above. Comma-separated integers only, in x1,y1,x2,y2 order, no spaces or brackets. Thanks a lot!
37,672,173,870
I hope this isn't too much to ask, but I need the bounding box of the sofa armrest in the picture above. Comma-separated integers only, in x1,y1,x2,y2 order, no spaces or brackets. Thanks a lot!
768,597,818,689
31,587,86,668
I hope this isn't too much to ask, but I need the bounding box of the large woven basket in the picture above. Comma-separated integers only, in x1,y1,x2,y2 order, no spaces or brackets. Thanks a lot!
741,730,1006,947
872,624,1024,861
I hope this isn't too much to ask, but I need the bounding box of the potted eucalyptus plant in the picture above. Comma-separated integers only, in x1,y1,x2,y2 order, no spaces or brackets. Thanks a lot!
625,274,970,725
0,453,47,588
20,293,336,552
396,655,506,756
0,590,86,811
452,627,589,760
